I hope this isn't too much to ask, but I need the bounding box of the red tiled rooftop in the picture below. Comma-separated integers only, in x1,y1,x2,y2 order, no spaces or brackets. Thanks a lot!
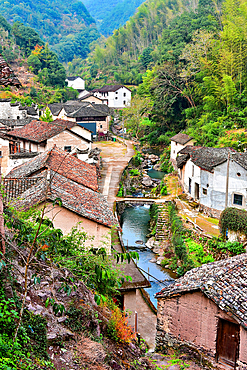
6,146,98,192
7,119,77,143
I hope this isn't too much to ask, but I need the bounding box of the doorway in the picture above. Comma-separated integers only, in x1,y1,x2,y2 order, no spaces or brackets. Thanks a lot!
216,318,240,368
195,183,199,200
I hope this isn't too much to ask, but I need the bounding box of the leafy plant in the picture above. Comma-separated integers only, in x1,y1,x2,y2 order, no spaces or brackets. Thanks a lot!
107,306,135,343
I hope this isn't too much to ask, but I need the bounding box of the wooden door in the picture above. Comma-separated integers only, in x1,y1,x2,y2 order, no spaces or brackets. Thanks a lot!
216,319,240,368
195,183,199,200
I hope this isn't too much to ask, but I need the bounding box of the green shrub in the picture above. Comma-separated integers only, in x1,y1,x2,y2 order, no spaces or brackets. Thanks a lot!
216,241,245,255
129,169,140,176
219,207,247,236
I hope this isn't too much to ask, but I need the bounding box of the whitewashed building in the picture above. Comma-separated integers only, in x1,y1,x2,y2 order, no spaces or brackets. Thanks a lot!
0,99,39,120
66,76,85,91
177,146,247,216
170,133,195,169
92,85,131,109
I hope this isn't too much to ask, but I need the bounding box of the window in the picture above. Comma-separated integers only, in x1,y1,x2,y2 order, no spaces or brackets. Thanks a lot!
64,146,71,152
115,91,118,94
123,92,126,97
192,165,194,177
123,100,126,105
202,188,207,195
237,172,241,177
233,193,243,206
115,97,118,100
100,124,103,128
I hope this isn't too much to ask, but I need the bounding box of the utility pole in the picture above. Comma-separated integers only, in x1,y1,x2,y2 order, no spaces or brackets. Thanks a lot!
225,152,230,209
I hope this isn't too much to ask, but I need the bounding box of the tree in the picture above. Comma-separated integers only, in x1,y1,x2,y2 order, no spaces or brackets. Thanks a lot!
122,96,153,138
27,54,41,74
40,107,53,122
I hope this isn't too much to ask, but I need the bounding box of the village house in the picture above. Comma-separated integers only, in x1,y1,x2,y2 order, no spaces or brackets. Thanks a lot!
66,76,85,92
47,101,111,135
0,98,39,120
156,254,247,369
92,85,132,109
0,119,92,176
78,93,103,105
170,133,195,169
5,146,116,252
6,118,92,162
176,146,247,217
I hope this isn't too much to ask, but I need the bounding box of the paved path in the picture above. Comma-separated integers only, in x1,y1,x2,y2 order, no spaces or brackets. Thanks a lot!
93,139,135,209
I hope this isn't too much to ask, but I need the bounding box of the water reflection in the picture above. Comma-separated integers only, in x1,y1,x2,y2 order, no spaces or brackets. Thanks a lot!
121,205,174,307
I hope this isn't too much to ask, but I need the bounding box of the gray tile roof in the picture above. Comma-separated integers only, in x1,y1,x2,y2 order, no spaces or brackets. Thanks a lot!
0,118,34,128
92,85,131,93
67,105,109,118
170,133,194,145
66,76,82,81
176,146,247,173
156,254,247,328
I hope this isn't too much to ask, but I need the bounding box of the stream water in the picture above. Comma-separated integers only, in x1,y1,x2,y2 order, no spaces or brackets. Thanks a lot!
120,205,175,308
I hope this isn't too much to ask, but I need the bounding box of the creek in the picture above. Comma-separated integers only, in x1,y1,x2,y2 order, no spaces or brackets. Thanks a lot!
120,205,175,308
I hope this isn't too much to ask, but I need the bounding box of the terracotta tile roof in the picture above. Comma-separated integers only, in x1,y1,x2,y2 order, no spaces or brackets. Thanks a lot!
7,119,78,143
0,54,21,87
156,254,247,328
12,172,116,229
6,146,98,192
170,133,194,145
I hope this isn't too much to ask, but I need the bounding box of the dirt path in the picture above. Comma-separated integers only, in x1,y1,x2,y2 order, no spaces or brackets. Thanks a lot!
93,139,135,209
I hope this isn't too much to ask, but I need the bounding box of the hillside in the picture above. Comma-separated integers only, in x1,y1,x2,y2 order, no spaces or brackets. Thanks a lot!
83,0,146,35
0,0,100,62
0,15,79,106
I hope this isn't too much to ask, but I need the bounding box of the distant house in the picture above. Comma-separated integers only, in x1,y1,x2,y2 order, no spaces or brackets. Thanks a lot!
156,254,247,369
66,76,85,92
0,99,39,120
78,93,103,105
47,101,111,135
170,133,195,168
176,146,247,217
92,85,131,109
5,146,116,253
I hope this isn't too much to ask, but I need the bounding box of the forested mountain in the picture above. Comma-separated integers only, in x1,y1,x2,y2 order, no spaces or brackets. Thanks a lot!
83,0,146,35
0,15,78,106
70,0,247,152
0,0,100,62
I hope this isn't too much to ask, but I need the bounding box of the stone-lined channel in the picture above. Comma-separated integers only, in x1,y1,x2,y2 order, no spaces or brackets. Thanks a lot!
120,204,175,308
